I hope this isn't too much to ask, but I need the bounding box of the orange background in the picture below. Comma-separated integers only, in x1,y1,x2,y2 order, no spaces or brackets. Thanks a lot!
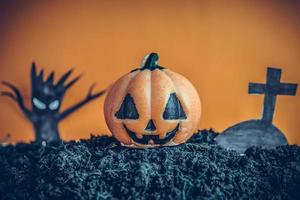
0,0,299,144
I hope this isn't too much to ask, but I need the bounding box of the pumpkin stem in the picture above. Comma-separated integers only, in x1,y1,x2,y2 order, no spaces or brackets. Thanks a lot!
142,53,159,70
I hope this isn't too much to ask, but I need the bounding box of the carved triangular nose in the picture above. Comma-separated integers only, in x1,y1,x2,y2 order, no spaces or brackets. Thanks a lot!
145,119,156,131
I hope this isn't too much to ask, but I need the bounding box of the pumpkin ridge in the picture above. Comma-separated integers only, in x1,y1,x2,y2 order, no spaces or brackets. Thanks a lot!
162,70,190,119
151,69,178,122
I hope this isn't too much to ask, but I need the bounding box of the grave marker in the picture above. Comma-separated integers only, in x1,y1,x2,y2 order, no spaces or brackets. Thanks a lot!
216,67,298,153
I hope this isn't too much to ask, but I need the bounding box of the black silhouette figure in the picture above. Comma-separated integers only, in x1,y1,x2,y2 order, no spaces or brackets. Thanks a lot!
1,63,106,142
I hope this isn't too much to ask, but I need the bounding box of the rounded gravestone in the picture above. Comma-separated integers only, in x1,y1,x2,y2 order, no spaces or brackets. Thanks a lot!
215,120,288,153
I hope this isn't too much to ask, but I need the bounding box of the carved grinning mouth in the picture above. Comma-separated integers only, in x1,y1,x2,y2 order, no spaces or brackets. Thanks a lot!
123,123,180,145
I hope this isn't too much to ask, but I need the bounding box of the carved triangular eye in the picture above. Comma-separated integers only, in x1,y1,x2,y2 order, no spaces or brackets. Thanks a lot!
145,119,156,131
115,94,139,119
163,93,187,120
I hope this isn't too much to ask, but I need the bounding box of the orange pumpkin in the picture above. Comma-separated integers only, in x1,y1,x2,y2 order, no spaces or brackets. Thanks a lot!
104,53,201,148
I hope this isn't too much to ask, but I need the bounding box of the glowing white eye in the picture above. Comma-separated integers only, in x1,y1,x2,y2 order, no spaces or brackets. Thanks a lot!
49,100,60,110
33,98,46,110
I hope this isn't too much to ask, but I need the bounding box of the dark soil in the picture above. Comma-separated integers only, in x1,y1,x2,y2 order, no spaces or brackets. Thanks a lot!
0,129,299,200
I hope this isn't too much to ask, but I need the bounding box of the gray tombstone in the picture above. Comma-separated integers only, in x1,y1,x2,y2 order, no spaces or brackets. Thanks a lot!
216,67,298,153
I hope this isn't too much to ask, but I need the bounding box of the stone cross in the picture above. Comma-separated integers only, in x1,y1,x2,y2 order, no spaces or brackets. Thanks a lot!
248,67,298,124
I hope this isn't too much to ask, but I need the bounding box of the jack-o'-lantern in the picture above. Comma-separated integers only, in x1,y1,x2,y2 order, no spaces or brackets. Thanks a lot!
104,53,201,148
